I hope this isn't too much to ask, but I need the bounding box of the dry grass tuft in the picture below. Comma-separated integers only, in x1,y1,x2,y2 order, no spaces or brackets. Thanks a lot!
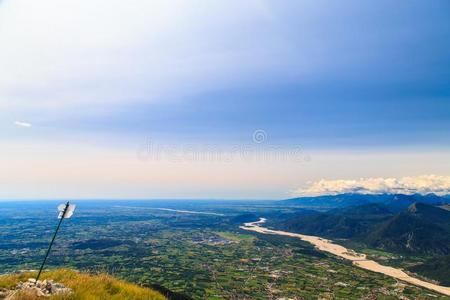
0,269,166,300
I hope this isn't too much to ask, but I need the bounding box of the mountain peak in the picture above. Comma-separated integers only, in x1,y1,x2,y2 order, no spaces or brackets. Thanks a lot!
406,202,450,220
407,202,420,213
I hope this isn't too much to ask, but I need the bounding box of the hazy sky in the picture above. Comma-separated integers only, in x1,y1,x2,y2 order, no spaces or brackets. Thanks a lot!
1,0,449,199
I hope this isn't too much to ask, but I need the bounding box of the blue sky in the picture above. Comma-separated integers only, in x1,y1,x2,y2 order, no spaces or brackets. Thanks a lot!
0,1,449,199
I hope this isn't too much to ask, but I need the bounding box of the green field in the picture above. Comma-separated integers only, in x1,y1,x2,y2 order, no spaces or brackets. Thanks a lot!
0,201,448,299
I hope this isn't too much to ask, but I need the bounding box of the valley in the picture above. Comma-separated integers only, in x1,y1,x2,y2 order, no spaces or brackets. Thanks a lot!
1,196,449,299
241,218,450,296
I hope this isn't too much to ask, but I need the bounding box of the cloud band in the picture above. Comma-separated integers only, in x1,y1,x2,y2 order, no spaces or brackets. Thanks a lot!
294,175,450,197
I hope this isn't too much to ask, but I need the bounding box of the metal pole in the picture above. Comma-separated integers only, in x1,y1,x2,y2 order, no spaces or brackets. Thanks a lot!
35,201,70,283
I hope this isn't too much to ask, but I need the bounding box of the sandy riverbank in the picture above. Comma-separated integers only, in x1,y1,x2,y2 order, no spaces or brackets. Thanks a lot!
240,219,450,297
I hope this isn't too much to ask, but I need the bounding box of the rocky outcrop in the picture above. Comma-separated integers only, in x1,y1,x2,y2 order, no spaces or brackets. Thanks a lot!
0,278,72,299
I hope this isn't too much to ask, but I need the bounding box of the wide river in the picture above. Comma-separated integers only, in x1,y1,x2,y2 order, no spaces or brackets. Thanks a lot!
240,218,450,297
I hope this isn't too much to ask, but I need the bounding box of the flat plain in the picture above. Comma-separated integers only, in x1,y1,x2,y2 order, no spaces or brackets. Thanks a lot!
0,200,448,299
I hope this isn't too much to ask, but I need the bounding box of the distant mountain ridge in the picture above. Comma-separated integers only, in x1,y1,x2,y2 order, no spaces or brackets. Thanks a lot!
275,201,450,255
281,193,449,211
278,203,394,239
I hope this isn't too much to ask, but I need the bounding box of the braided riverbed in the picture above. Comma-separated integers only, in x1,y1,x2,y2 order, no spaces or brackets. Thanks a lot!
240,218,450,297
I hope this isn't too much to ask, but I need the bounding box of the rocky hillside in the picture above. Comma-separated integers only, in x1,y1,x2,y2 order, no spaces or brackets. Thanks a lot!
0,269,166,300
365,203,450,255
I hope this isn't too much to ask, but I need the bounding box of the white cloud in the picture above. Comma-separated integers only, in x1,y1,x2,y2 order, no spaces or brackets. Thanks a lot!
14,121,32,128
294,175,450,196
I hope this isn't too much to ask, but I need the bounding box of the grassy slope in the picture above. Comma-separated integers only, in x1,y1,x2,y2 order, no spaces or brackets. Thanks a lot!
0,269,166,300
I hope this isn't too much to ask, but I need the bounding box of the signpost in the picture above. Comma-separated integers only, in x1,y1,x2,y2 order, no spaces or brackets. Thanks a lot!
35,201,76,283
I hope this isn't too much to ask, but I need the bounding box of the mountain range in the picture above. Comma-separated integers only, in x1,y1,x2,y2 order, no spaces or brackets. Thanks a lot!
282,193,448,210
276,194,450,255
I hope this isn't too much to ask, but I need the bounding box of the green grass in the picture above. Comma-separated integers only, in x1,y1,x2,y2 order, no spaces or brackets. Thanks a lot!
0,269,166,300
214,231,256,242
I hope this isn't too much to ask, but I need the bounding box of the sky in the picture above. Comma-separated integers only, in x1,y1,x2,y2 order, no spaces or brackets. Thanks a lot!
1,0,449,199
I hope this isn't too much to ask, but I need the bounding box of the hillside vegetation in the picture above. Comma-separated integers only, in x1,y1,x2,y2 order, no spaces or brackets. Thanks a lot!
365,203,450,255
0,269,166,300
276,202,450,255
408,255,450,286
